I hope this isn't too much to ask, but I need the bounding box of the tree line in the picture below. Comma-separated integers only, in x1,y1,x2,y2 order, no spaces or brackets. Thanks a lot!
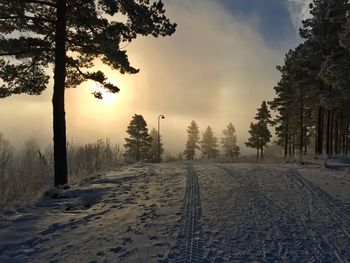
269,0,350,158
123,115,240,162
183,120,240,160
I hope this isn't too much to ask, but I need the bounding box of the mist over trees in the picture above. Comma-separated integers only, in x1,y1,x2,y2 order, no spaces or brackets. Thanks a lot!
221,123,240,158
200,126,219,159
184,121,200,160
149,128,164,163
0,0,176,186
270,0,350,158
183,121,242,160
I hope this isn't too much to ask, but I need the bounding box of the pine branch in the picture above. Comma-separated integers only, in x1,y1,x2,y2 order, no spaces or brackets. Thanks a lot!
20,0,56,8
68,0,91,8
0,48,53,56
0,29,55,57
0,15,54,24
67,39,103,54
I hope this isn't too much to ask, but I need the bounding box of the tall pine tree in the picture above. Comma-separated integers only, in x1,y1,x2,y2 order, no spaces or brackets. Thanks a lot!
221,123,240,158
124,114,151,162
184,120,200,160
246,101,272,159
200,126,219,159
0,0,176,186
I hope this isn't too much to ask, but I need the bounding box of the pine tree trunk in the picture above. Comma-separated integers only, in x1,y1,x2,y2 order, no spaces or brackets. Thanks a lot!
300,104,304,157
304,126,307,155
53,0,68,187
342,119,347,154
256,148,259,161
292,135,295,157
284,121,289,158
261,146,264,159
316,106,324,155
335,115,339,155
346,121,349,156
289,135,292,158
330,109,334,156
136,136,140,161
326,109,331,155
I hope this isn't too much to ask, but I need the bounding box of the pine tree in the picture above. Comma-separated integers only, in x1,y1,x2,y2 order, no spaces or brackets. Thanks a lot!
270,43,319,158
124,114,151,162
200,126,219,159
148,128,164,163
255,101,273,126
245,123,261,160
221,123,240,158
299,0,348,156
246,102,272,159
0,0,176,186
184,120,200,160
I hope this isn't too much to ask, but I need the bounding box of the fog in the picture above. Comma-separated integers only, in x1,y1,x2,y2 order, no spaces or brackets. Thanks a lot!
0,0,307,155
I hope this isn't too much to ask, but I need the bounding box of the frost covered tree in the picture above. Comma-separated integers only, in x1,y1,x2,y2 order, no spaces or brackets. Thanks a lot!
0,0,176,186
124,114,151,162
148,128,164,163
200,126,219,159
221,123,239,158
0,132,14,177
184,120,200,160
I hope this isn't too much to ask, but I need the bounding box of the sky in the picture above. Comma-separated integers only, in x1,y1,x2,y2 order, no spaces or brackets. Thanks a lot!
0,0,312,156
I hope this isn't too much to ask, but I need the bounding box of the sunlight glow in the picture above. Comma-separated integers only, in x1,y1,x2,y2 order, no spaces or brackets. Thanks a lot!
91,80,119,105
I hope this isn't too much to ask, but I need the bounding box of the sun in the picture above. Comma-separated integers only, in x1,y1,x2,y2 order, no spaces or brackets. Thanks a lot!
91,80,119,105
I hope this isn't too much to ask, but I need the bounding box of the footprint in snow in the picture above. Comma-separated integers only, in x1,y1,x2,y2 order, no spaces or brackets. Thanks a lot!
110,246,125,254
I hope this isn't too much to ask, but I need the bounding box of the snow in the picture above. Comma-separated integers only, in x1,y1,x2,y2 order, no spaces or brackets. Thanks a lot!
1,161,350,262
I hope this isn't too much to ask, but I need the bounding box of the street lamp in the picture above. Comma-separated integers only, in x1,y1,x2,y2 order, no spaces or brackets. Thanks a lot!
158,114,165,163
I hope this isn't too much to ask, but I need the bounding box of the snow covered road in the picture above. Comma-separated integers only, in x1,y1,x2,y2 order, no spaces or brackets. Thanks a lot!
197,163,350,262
1,162,350,262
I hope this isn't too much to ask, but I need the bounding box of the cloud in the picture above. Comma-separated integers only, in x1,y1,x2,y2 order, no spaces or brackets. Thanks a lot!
284,0,312,31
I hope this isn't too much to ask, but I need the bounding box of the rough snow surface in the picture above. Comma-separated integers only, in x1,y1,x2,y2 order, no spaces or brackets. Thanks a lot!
1,162,350,262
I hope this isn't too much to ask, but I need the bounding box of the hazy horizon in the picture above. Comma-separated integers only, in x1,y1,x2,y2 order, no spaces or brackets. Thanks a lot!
0,0,311,155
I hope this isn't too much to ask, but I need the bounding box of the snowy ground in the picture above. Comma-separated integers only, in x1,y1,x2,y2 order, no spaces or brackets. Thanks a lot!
1,161,350,262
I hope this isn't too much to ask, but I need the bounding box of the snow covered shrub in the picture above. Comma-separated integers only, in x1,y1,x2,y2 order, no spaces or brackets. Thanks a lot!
0,137,50,208
67,139,123,183
0,132,14,176
9,139,52,204
0,137,124,209
0,132,15,207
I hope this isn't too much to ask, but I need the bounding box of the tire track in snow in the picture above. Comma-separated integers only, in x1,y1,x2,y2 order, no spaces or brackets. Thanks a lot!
213,164,350,262
167,164,204,263
285,168,350,262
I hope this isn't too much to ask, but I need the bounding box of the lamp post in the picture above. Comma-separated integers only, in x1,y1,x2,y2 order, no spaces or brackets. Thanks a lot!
158,114,165,163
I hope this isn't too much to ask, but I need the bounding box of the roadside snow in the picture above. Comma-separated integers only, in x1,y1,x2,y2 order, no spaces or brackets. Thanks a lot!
1,162,350,262
0,164,185,262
